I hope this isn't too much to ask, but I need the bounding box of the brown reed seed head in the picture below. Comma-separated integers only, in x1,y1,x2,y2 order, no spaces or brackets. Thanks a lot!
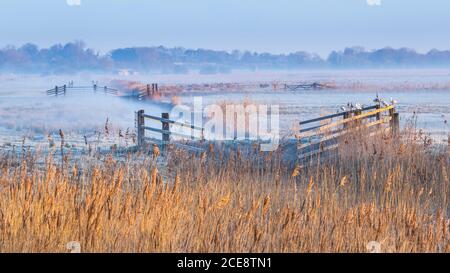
0,128,448,252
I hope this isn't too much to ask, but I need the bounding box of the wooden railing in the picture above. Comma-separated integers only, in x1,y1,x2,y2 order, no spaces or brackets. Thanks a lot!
129,83,159,100
284,82,330,91
46,84,119,96
297,102,399,161
136,110,204,148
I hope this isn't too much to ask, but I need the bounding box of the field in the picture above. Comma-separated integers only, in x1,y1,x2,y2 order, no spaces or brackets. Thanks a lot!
0,71,450,253
1,71,450,146
0,126,449,253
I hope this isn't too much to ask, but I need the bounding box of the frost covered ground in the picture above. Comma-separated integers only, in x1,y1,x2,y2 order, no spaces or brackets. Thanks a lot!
0,69,449,153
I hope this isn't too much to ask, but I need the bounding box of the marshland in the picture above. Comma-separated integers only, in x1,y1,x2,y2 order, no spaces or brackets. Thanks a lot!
0,70,449,252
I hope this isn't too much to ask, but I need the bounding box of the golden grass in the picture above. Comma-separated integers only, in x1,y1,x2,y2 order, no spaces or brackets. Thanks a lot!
0,128,449,253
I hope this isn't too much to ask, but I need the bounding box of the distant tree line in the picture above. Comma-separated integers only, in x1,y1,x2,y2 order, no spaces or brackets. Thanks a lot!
1,42,450,74
327,46,450,68
0,41,112,74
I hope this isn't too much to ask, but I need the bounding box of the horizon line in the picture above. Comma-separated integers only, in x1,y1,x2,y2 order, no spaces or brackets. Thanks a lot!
2,41,450,58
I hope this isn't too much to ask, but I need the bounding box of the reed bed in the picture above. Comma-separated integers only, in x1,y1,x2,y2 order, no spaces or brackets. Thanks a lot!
0,127,449,253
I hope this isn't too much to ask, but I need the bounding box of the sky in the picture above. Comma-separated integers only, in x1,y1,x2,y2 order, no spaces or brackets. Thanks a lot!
0,0,449,57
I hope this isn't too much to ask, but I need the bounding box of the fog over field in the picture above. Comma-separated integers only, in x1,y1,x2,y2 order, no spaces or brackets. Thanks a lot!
1,69,449,148
2,0,450,256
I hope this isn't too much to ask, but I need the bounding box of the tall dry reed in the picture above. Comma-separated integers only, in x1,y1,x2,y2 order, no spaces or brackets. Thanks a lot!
0,127,449,253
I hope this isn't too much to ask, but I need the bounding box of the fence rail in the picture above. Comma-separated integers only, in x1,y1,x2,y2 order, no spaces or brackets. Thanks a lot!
46,84,119,96
142,114,204,131
129,83,159,100
297,101,399,161
285,82,330,91
134,98,398,159
136,110,205,149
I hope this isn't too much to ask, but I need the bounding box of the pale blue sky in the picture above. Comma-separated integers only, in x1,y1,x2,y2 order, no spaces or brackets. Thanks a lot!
0,0,449,57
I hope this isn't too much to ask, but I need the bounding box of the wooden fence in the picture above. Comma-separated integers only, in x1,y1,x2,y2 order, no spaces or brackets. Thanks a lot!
130,83,159,100
135,99,399,158
46,84,119,96
136,110,204,149
285,82,330,91
297,102,399,161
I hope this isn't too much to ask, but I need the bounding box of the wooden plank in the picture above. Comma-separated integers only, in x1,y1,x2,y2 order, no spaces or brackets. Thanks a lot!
298,116,391,149
299,112,346,125
299,105,378,126
299,143,340,160
298,114,380,133
143,126,169,135
298,127,390,160
143,114,204,131
299,123,331,133
299,106,393,139
144,138,206,153
143,114,169,122
143,126,203,140
144,137,170,145
170,142,205,152
46,85,119,96
285,83,327,91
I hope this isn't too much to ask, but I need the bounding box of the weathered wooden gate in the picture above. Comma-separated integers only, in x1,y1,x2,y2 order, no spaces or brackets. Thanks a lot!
46,84,118,96
297,101,399,161
135,110,204,148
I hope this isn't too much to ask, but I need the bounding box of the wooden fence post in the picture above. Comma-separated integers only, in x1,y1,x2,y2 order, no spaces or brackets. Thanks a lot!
390,108,400,136
162,113,170,149
137,110,145,148
343,110,351,129
200,128,205,142
393,113,400,135
147,84,150,96
374,104,381,131
55,86,58,96
354,108,362,128
375,104,381,121
63,85,67,96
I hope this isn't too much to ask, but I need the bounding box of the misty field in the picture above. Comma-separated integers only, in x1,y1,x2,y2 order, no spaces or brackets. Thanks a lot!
0,72,449,253
0,127,449,253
